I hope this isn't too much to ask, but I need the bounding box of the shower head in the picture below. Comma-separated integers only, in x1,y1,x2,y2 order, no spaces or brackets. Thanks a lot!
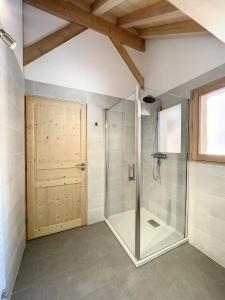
143,95,156,103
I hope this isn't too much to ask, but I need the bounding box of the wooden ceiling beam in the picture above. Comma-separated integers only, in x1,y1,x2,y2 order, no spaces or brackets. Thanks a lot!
111,37,144,89
24,23,86,65
91,0,125,16
24,0,145,52
140,20,206,38
117,0,183,28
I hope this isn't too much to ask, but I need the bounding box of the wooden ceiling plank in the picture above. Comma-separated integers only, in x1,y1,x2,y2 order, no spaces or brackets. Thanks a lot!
117,0,181,28
66,0,91,12
91,0,125,16
24,0,145,52
24,23,87,65
111,37,144,89
140,20,206,38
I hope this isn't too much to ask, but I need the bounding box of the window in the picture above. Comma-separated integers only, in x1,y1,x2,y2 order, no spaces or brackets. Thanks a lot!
190,77,225,163
159,104,181,153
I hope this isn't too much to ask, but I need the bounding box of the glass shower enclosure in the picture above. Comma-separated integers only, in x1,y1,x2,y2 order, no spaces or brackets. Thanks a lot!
105,87,189,266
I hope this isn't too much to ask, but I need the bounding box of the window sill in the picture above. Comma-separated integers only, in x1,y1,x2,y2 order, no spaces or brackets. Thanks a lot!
191,154,225,165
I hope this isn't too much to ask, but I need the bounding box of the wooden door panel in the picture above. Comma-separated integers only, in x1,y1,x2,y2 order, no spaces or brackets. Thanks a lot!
34,184,81,229
36,168,80,181
35,100,81,164
26,96,87,240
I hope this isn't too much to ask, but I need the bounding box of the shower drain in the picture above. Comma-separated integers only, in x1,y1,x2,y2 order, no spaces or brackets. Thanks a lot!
148,219,160,227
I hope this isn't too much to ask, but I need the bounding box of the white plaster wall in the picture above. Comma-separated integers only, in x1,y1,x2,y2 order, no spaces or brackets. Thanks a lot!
23,3,68,46
23,4,144,99
0,5,25,299
143,35,225,94
0,0,23,69
168,0,225,44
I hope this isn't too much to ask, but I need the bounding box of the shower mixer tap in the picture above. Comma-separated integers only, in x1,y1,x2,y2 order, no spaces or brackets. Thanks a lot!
151,153,167,159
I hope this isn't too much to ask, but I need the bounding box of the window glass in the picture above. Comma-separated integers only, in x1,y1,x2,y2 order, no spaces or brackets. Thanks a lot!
159,104,181,153
200,87,225,155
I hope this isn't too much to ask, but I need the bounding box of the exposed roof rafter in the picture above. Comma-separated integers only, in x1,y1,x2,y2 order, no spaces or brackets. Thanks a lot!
23,0,209,69
24,23,87,65
140,20,206,38
111,37,144,89
24,0,145,52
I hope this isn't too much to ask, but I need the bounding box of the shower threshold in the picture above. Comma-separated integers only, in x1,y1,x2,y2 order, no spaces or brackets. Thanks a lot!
105,207,188,267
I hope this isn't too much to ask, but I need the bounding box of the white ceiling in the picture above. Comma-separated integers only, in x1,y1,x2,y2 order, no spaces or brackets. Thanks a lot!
168,0,225,44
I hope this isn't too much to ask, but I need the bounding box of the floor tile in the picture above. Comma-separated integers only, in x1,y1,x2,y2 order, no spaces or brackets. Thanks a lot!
80,282,121,300
12,222,225,300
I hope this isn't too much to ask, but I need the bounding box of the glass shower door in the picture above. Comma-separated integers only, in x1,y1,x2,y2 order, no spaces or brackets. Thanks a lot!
105,88,188,264
140,93,188,260
105,99,136,255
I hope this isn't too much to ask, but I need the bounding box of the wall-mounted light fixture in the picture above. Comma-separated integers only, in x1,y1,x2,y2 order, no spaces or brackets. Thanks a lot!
0,29,16,49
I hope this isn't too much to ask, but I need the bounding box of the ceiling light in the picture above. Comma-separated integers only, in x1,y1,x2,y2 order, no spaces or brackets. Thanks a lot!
0,29,16,49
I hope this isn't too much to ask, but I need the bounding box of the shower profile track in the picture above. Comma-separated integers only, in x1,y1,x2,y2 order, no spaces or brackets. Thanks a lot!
135,85,141,260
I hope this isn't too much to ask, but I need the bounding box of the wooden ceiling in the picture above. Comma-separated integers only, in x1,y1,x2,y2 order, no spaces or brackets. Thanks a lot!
70,0,205,35
23,0,208,88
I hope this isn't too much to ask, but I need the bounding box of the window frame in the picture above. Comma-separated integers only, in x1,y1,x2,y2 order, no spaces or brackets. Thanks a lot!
190,76,225,164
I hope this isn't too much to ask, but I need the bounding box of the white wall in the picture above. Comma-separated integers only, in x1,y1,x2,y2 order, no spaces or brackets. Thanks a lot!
168,0,225,44
23,3,68,46
0,1,25,298
0,0,23,69
143,35,225,93
23,4,144,99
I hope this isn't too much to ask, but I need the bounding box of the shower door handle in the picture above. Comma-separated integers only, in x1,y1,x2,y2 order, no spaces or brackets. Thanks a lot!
128,164,135,181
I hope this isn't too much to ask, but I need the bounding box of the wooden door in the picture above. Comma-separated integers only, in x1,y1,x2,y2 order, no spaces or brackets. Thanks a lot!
26,96,87,240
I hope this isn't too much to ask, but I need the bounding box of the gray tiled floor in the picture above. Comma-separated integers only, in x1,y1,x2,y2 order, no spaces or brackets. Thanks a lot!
12,222,225,300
